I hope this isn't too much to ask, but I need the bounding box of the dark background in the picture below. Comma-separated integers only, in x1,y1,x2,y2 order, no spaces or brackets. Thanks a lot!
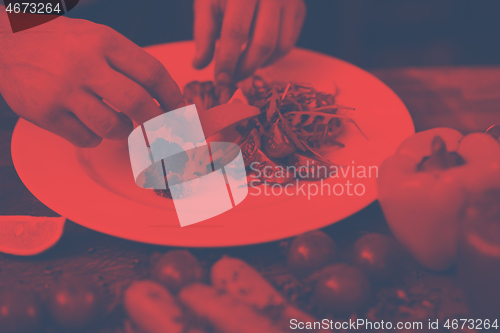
68,0,500,70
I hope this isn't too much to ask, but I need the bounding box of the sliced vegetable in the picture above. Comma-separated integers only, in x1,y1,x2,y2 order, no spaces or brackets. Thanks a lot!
285,111,368,143
198,103,261,139
240,128,261,166
266,87,280,122
242,76,357,153
147,76,362,201
184,81,235,113
277,110,307,152
0,216,65,256
288,154,333,180
262,123,296,158
250,150,293,184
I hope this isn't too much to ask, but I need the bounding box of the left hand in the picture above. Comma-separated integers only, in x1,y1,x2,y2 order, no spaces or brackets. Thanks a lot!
192,0,306,83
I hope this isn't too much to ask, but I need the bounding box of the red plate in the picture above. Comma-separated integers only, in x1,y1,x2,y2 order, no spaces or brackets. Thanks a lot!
11,41,414,247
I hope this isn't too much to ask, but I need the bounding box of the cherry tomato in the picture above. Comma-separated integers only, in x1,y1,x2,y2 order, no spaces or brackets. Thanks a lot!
0,289,42,333
262,123,296,158
124,280,184,333
46,277,103,330
353,233,403,283
313,263,371,314
287,231,338,278
151,250,204,292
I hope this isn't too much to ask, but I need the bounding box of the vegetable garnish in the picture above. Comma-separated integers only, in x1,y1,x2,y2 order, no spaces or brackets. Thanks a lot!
146,77,366,199
243,76,364,168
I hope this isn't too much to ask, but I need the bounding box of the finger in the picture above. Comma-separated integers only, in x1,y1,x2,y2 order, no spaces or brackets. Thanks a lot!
234,0,281,80
69,92,133,140
90,70,167,125
263,0,306,67
105,34,184,111
193,0,220,69
214,0,258,84
46,112,102,148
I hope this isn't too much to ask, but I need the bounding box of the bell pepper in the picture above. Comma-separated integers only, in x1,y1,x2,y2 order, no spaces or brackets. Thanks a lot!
377,127,500,270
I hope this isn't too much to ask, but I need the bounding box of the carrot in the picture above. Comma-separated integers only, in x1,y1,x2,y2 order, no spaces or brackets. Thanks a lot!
179,283,286,333
211,257,333,333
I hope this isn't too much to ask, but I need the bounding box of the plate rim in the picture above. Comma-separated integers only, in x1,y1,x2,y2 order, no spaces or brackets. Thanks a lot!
11,42,414,247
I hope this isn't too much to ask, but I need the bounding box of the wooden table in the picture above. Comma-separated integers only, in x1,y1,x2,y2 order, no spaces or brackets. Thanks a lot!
1,67,499,332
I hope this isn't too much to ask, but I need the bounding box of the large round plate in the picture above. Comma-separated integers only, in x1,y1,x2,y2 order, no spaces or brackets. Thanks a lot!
11,41,414,247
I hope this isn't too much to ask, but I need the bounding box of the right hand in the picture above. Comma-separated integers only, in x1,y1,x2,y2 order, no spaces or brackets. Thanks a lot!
0,16,183,147
192,0,306,83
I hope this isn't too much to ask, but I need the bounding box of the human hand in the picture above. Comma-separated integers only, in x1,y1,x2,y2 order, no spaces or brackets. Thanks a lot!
192,0,306,83
0,16,183,147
